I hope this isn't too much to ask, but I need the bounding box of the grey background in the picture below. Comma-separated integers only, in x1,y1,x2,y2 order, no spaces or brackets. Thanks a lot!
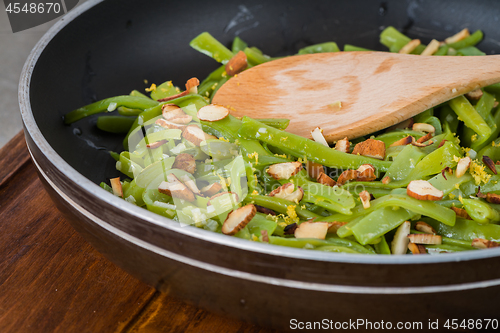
0,0,87,148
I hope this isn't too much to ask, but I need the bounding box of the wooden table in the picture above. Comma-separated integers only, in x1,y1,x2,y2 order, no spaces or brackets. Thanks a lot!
0,131,276,333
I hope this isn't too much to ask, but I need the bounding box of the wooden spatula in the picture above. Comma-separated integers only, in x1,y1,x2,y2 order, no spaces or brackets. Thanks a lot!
212,52,500,142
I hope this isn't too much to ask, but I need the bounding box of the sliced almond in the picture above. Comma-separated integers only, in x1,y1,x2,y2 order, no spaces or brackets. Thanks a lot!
482,155,497,175
445,28,470,44
170,114,193,124
357,164,376,181
162,104,185,120
351,139,385,160
306,161,324,179
225,50,248,76
441,167,453,180
337,169,358,185
456,156,471,178
294,222,330,240
197,104,230,122
416,132,433,144
408,233,442,245
408,243,427,254
110,177,123,197
438,139,447,148
222,204,256,235
465,89,483,101
146,140,167,149
207,191,239,206
483,193,500,205
471,238,499,249
311,127,329,147
335,137,350,153
159,174,196,202
415,221,436,234
200,182,223,197
407,180,443,201
185,77,200,94
451,206,471,220
173,153,196,174
412,123,435,134
382,176,391,184
389,135,414,147
386,118,414,132
180,175,200,195
399,39,421,54
327,221,347,234
155,118,186,130
269,183,304,202
283,223,298,235
391,221,411,255
158,181,172,196
182,125,216,146
267,162,302,180
359,190,371,209
412,140,434,148
421,39,440,56
317,172,336,187
255,205,276,216
261,230,270,243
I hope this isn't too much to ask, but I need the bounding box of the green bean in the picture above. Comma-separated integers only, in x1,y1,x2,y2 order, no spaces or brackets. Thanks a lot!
96,116,136,134
231,36,248,53
446,30,483,50
457,46,485,56
343,44,373,52
379,26,426,54
374,235,391,254
449,95,491,143
255,118,290,130
189,32,234,64
462,198,500,224
244,47,271,66
424,217,500,242
298,42,340,54
243,194,319,220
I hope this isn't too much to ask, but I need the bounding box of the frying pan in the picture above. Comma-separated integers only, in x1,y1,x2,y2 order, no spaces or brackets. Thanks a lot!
19,0,500,329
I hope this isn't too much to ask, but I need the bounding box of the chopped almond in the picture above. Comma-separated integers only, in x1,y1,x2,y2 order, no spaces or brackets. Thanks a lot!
351,139,385,160
225,50,248,76
415,221,436,234
471,238,499,249
386,118,414,132
200,182,223,197
451,206,471,220
327,221,347,234
222,204,256,235
158,181,171,196
180,174,200,195
170,114,192,124
267,162,302,180
456,156,471,178
197,104,230,122
421,39,440,56
317,172,336,187
357,164,376,181
408,233,442,245
294,222,330,240
337,169,358,185
399,39,421,54
269,183,304,202
445,28,470,44
482,156,497,175
391,221,411,255
158,174,196,202
261,230,270,243
311,127,329,147
412,123,435,134
416,132,433,144
207,191,239,206
408,243,427,254
389,135,414,147
110,177,123,197
438,140,447,148
146,140,167,149
382,176,391,184
173,153,196,174
359,190,371,209
182,125,216,146
482,193,500,205
162,104,185,120
465,89,483,101
335,137,350,153
307,161,324,179
255,205,276,216
412,140,434,148
155,118,186,130
407,180,443,201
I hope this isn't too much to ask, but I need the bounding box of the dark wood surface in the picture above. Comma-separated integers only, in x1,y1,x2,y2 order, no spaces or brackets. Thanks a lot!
0,131,275,333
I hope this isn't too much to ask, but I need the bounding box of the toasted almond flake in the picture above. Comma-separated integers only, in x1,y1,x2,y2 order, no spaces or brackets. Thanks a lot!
356,164,376,181
399,39,421,54
421,39,440,56
110,177,123,197
157,91,189,102
173,153,196,174
482,155,497,175
415,221,436,234
335,137,350,153
317,172,336,187
146,140,167,149
456,156,471,178
155,118,186,130
451,206,471,220
261,230,270,243
441,167,453,180
200,182,223,197
283,223,298,235
481,192,500,204
416,132,433,144
225,51,248,76
359,190,371,209
391,221,411,255
389,135,414,147
294,222,330,240
412,123,435,133
269,183,296,200
197,104,230,122
351,139,385,160
465,89,483,101
158,181,171,196
182,125,216,146
255,205,276,216
311,127,329,147
382,176,391,184
222,204,256,235
438,139,447,148
445,28,470,44
162,104,185,120
185,77,200,94
471,238,499,249
306,161,324,179
207,191,239,206
161,174,196,202
408,234,442,245
267,162,302,180
407,180,443,201
337,169,358,185
408,243,427,254
180,174,200,195
327,221,347,234
412,140,434,147
386,118,414,132
170,114,193,124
